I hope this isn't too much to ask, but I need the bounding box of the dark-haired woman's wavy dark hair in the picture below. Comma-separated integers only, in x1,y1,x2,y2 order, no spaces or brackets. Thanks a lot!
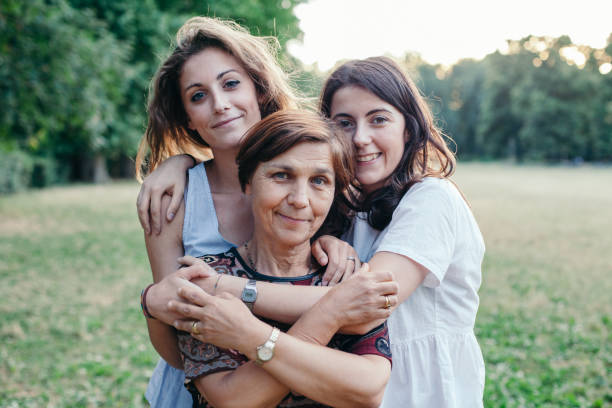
320,56,456,230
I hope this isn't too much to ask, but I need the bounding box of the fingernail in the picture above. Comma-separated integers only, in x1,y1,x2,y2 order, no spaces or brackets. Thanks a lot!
168,212,175,221
173,321,178,327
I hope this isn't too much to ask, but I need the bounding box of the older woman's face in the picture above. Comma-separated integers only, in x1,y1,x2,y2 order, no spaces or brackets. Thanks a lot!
246,142,335,247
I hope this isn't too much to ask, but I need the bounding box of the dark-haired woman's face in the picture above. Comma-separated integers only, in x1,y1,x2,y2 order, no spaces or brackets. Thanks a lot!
330,86,405,193
180,47,261,151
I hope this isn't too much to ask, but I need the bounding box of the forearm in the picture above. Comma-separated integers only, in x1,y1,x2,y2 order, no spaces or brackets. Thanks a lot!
146,319,183,369
195,361,289,408
254,332,389,408
194,309,387,408
193,274,329,324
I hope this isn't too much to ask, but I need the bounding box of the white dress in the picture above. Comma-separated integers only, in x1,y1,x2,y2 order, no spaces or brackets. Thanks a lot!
345,177,486,407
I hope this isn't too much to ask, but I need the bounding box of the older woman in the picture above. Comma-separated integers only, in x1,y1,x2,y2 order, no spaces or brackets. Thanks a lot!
145,110,395,407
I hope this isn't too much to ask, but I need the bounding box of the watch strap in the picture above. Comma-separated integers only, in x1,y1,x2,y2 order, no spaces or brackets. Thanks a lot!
255,327,280,366
241,279,257,311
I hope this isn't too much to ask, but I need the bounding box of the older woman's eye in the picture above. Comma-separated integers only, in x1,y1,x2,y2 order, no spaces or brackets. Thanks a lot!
191,91,206,102
272,172,288,180
311,176,329,186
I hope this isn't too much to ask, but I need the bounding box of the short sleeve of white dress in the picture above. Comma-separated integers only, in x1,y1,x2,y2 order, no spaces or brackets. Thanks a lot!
376,178,457,287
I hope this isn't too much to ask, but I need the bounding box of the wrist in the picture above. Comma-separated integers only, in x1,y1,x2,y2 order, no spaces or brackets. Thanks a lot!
140,284,156,319
315,290,343,330
238,319,270,359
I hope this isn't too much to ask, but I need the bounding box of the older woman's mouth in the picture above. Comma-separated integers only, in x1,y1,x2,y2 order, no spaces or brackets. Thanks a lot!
278,213,308,223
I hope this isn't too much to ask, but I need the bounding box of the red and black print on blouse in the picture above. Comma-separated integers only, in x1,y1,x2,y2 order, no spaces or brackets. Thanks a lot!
178,247,392,408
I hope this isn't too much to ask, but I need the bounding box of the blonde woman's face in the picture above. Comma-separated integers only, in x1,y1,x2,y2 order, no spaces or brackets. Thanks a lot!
330,86,406,193
180,47,261,151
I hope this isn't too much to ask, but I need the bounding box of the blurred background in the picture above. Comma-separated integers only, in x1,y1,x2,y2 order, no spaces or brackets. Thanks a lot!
1,0,611,192
0,1,610,407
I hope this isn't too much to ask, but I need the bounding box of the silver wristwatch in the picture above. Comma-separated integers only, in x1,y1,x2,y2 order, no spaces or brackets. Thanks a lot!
241,279,257,311
255,327,280,366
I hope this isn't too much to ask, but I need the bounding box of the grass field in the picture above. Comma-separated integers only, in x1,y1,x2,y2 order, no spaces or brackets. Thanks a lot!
0,163,610,407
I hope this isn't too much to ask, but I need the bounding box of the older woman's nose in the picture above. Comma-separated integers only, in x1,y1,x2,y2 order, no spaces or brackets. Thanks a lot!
287,182,308,208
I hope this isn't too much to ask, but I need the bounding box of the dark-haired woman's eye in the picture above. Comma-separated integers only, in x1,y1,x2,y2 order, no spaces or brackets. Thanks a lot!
191,91,206,102
372,116,388,125
335,119,354,131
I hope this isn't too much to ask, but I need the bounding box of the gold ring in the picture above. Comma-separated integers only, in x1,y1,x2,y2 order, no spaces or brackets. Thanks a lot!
191,321,200,335
384,296,391,309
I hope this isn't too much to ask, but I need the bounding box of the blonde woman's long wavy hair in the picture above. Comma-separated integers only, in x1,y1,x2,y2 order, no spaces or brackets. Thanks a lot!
135,16,299,181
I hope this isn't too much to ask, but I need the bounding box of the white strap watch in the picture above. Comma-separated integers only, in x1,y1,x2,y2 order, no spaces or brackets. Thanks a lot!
255,327,280,366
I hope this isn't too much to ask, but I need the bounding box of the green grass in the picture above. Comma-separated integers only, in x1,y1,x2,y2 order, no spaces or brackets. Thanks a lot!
0,163,610,407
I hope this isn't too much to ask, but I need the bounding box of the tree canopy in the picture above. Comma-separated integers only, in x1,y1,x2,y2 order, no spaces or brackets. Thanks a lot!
0,1,610,193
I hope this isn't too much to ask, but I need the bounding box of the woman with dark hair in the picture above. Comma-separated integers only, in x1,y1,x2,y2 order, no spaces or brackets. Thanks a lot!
142,55,485,406
318,57,485,407
147,110,393,407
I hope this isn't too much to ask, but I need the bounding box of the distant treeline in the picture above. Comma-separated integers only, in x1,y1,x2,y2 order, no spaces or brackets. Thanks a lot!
406,35,612,163
1,0,611,193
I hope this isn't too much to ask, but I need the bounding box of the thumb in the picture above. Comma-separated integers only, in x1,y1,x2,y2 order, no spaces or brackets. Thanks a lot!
177,255,199,267
166,191,183,222
180,263,216,280
311,240,328,266
357,262,370,274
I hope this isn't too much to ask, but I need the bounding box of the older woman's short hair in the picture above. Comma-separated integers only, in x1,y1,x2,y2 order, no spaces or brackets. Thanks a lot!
237,110,354,194
237,110,356,237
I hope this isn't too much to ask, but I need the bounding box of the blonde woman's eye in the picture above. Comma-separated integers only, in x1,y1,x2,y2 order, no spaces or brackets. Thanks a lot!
224,80,240,88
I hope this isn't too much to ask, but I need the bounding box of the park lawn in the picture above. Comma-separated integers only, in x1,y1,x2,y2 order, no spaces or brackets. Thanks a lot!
0,163,610,407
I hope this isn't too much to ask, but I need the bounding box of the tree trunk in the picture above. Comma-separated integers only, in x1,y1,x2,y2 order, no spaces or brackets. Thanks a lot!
93,153,110,183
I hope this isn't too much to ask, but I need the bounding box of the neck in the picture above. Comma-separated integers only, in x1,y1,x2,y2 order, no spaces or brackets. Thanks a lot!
244,233,313,278
207,148,242,193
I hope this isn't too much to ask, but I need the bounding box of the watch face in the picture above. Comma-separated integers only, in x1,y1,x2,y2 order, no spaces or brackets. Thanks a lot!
257,346,273,361
242,289,257,303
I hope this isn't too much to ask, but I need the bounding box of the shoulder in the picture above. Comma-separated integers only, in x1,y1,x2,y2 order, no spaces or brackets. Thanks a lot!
187,161,208,176
393,177,459,217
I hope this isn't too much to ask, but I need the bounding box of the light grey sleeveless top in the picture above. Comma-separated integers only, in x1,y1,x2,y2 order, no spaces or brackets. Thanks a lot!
146,162,235,408
182,162,236,256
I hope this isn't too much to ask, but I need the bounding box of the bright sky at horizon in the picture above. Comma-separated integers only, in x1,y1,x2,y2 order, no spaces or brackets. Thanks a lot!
288,0,612,70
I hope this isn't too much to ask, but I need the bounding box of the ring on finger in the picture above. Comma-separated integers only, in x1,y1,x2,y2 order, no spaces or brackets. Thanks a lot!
384,295,391,309
191,321,200,335
346,256,356,262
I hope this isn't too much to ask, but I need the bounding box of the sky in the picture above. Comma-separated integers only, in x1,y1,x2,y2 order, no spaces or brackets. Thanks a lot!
288,0,612,70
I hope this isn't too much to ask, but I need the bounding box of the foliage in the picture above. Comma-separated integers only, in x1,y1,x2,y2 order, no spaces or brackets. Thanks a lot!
0,1,611,192
435,35,612,162
1,165,610,405
0,150,33,194
0,0,305,188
